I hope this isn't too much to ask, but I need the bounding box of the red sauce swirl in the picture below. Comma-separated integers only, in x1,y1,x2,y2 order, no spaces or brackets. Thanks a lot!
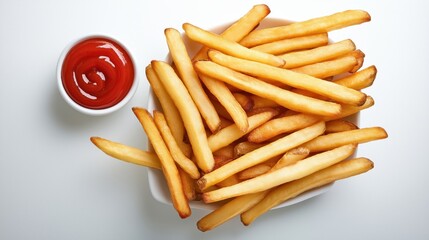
61,37,134,109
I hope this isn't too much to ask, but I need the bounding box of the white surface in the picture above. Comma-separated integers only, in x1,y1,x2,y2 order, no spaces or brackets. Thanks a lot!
0,0,428,239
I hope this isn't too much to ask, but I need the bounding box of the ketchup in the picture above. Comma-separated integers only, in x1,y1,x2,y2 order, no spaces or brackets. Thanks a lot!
61,37,134,109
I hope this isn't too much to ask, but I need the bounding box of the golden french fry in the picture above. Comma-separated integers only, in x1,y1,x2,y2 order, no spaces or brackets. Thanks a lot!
248,113,320,143
279,39,356,69
291,55,358,79
194,60,342,116
197,191,268,232
251,33,329,55
213,155,234,170
208,110,277,152
153,111,200,179
249,94,280,109
146,65,185,150
152,60,214,173
198,121,326,191
234,141,264,157
323,95,374,121
346,49,365,73
271,147,310,171
302,127,388,152
241,157,374,225
216,174,240,188
232,92,254,112
333,65,377,90
90,137,162,170
213,144,236,160
200,74,249,132
240,10,371,47
207,50,366,106
183,23,285,67
325,119,358,134
193,4,270,61
133,108,191,218
178,167,197,201
165,28,221,133
238,163,273,181
202,144,356,203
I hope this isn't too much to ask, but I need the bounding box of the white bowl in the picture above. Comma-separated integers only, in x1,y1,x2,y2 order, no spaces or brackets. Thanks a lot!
147,18,359,211
57,34,138,116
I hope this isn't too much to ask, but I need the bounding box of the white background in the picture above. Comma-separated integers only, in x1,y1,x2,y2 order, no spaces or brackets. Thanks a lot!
1,0,428,239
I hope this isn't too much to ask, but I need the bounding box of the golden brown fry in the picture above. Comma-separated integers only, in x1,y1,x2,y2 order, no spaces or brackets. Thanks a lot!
133,108,191,218
291,55,357,79
213,155,234,170
153,111,200,179
241,157,374,225
333,65,377,90
251,33,329,55
183,23,285,67
194,60,341,116
90,137,162,170
198,121,326,191
213,144,236,160
208,50,365,106
325,120,359,134
152,60,214,173
240,10,371,47
248,113,320,143
193,4,270,61
302,127,388,152
279,39,356,69
271,147,310,171
165,28,221,133
200,74,249,132
197,191,268,232
146,65,185,150
323,95,374,121
238,164,272,181
178,167,197,201
346,49,365,73
250,95,280,109
202,144,356,203
208,110,277,152
233,92,254,111
234,141,264,157
216,174,240,188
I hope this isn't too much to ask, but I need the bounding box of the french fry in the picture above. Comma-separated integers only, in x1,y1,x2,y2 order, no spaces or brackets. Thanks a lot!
249,94,280,109
234,141,264,157
251,33,329,55
270,147,310,171
240,10,371,47
207,50,366,106
325,119,358,134
165,28,221,133
213,155,234,170
241,157,374,225
238,163,273,180
302,127,388,152
323,95,374,121
333,65,377,90
194,60,342,116
183,23,285,67
178,167,197,201
216,174,241,188
133,108,191,218
213,144,236,160
153,111,200,179
152,60,214,173
197,191,268,232
247,113,320,143
208,110,277,152
232,92,254,111
146,65,186,150
291,55,358,80
90,137,161,170
279,39,356,69
200,74,249,132
198,121,326,191
202,144,356,203
193,4,270,61
345,49,365,73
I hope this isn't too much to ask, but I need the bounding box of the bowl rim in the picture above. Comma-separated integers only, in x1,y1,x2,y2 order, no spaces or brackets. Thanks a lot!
56,34,139,116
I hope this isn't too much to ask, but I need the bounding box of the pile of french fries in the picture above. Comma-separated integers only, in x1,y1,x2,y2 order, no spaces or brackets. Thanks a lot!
90,4,388,231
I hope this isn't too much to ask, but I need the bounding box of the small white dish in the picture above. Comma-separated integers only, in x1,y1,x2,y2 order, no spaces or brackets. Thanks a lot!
57,34,138,116
146,18,358,211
